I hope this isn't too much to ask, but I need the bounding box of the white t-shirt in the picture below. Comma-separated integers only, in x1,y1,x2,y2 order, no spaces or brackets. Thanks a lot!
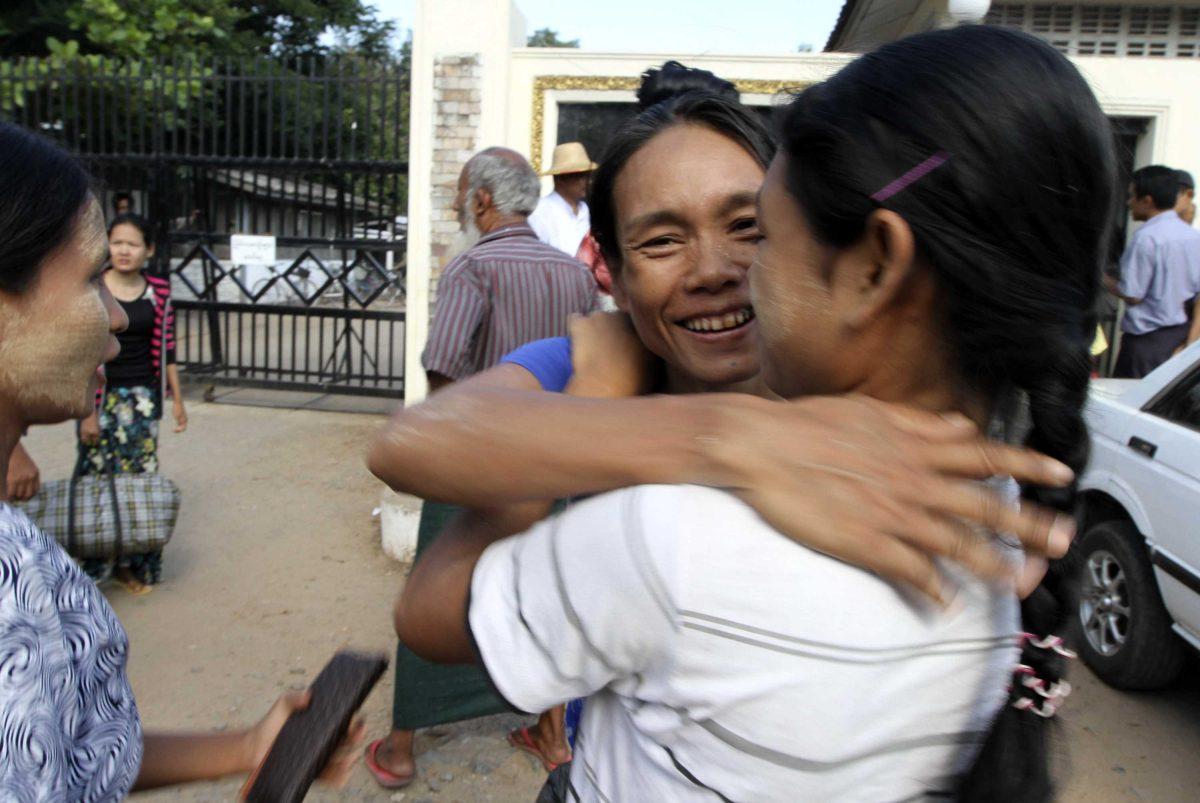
528,191,590,257
469,484,1022,803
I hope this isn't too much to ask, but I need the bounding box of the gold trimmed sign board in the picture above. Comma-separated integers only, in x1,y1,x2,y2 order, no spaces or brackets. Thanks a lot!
530,76,809,171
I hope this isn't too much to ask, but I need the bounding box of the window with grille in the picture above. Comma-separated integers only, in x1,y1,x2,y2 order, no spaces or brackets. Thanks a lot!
1181,8,1200,36
982,3,1200,57
1128,6,1172,36
1031,4,1054,31
1078,5,1122,34
985,4,1028,27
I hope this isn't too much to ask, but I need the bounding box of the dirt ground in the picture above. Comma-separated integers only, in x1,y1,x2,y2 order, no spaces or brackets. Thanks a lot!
18,396,1200,802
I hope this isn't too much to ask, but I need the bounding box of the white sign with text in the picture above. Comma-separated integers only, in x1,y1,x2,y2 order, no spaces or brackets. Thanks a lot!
230,234,277,266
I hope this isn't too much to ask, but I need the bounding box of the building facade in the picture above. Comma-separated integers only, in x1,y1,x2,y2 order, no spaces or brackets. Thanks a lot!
403,0,1200,401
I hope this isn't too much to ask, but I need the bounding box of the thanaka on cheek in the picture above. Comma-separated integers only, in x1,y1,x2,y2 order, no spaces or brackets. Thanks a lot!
78,204,108,266
0,290,110,418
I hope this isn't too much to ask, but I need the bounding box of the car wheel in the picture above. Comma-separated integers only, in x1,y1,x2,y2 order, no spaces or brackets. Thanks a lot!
1067,519,1186,690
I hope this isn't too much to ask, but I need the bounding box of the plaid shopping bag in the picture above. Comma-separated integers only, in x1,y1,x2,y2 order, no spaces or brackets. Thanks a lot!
15,454,180,560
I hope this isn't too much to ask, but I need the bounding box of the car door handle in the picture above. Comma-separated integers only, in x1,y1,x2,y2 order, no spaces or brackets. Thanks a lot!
1127,436,1158,459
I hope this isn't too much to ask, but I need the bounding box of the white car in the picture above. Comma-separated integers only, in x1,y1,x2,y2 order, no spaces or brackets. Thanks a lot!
1072,340,1200,689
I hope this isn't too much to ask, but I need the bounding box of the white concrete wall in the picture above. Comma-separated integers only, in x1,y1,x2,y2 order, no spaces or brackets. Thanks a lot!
1077,55,1200,178
403,0,435,406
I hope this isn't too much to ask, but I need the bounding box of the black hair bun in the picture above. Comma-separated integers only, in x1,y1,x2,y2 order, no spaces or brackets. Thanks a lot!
636,61,739,110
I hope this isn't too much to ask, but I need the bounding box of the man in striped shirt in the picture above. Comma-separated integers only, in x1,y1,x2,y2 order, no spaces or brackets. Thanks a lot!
422,147,598,392
367,147,596,790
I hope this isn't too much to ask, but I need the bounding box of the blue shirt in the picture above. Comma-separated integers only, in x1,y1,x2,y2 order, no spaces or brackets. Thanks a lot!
1118,210,1200,335
500,336,574,392
497,336,585,746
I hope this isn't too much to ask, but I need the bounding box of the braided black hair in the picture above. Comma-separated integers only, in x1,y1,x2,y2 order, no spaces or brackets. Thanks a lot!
776,25,1116,801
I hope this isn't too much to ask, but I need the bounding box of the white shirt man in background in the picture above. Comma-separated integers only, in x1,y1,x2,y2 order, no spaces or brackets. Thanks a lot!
529,142,596,257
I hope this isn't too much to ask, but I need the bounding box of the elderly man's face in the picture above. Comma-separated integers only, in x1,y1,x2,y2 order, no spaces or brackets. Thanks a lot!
452,167,471,230
450,163,484,253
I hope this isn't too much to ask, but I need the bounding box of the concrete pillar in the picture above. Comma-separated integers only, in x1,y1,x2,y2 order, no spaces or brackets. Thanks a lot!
385,0,525,561
403,0,525,407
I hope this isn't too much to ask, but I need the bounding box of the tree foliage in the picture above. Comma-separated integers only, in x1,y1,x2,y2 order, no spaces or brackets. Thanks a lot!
526,28,580,48
0,4,410,208
228,0,397,59
0,0,398,60
62,0,239,60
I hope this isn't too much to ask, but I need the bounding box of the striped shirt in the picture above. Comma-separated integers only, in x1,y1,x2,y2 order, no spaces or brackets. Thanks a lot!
469,483,1022,802
422,224,598,380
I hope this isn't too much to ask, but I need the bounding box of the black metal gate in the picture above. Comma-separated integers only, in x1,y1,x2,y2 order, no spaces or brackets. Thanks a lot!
1,57,409,397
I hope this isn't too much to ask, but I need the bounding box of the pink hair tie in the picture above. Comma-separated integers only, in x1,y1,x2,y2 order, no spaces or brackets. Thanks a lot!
1013,696,1065,718
1023,633,1078,659
870,151,950,203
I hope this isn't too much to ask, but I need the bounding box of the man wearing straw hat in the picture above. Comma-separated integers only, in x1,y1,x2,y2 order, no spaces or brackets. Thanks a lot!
529,142,598,258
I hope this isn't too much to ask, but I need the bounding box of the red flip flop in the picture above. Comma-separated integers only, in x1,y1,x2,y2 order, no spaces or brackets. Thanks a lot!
507,726,570,772
364,738,415,790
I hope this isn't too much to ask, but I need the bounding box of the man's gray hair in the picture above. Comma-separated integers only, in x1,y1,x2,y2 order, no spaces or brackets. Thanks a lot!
466,147,541,217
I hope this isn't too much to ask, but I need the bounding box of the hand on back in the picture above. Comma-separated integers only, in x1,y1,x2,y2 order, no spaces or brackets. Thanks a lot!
708,395,1076,604
566,312,658,399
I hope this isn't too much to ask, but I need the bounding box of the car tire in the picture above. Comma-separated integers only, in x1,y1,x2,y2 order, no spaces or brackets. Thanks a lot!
1067,519,1186,690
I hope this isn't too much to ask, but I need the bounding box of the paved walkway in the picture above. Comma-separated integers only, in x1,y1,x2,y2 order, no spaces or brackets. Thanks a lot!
23,399,543,802
18,397,1199,801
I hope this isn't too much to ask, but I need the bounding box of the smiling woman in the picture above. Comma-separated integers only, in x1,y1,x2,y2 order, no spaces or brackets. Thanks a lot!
589,89,775,392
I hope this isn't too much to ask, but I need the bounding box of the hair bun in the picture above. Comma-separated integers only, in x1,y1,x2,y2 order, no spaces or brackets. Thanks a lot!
637,61,739,110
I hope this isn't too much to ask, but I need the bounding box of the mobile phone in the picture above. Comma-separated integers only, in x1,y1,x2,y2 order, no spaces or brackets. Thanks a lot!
241,650,387,802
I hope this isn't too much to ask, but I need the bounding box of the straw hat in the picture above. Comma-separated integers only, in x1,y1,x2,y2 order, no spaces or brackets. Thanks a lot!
542,142,598,176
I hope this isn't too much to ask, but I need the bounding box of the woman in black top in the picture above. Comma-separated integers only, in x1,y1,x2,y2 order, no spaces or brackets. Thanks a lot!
77,213,187,592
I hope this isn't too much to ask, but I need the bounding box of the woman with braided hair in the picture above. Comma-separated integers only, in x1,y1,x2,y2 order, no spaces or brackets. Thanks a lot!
751,23,1111,800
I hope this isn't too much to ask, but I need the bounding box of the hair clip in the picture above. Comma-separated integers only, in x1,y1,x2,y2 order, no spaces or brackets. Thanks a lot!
1012,696,1065,718
869,151,950,203
1022,633,1078,659
1021,674,1073,700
